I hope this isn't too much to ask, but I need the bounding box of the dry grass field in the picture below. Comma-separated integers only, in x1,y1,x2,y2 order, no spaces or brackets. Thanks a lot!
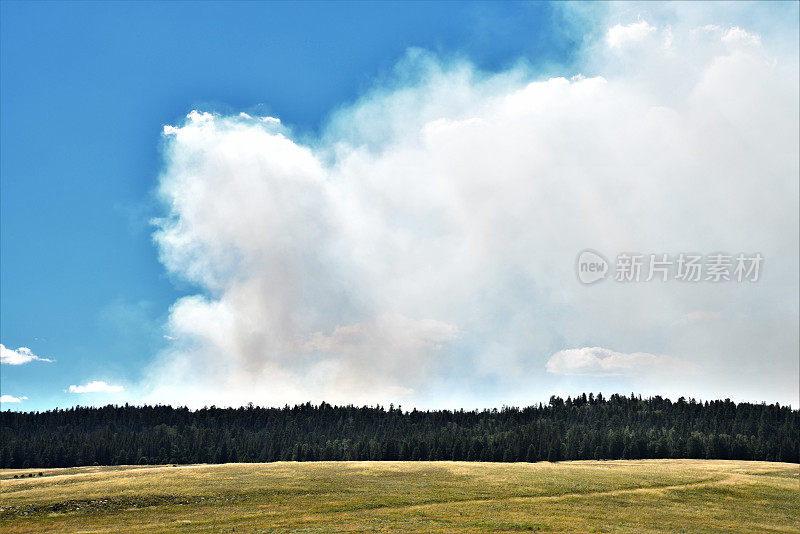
0,460,797,533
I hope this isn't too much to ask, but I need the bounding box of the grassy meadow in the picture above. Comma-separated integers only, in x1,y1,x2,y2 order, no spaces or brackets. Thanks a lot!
0,460,797,533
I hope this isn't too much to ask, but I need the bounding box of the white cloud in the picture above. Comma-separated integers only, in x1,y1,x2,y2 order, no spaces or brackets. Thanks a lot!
721,27,761,46
68,381,124,394
0,395,28,403
681,310,721,322
298,314,457,394
662,26,674,50
695,25,762,49
606,20,657,48
143,8,798,408
1,344,53,365
546,347,698,377
302,314,457,354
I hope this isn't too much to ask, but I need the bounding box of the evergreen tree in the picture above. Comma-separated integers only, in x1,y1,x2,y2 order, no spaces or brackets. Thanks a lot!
1,394,796,468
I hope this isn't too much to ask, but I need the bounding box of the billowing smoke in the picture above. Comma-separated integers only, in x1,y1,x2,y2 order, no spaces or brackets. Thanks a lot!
144,10,799,408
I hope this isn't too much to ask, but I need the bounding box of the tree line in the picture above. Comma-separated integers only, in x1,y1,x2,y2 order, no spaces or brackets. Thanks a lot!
1,393,797,468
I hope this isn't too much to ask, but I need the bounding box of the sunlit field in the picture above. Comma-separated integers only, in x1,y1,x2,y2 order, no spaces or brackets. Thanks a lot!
1,460,797,532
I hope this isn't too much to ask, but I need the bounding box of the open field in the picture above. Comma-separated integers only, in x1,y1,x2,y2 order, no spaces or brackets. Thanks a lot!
0,460,797,533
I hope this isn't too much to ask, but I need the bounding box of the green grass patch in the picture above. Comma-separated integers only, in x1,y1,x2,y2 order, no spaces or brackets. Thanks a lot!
0,460,796,533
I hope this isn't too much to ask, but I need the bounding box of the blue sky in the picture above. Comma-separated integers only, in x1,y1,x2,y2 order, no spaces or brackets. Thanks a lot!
1,2,582,410
2,2,798,411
